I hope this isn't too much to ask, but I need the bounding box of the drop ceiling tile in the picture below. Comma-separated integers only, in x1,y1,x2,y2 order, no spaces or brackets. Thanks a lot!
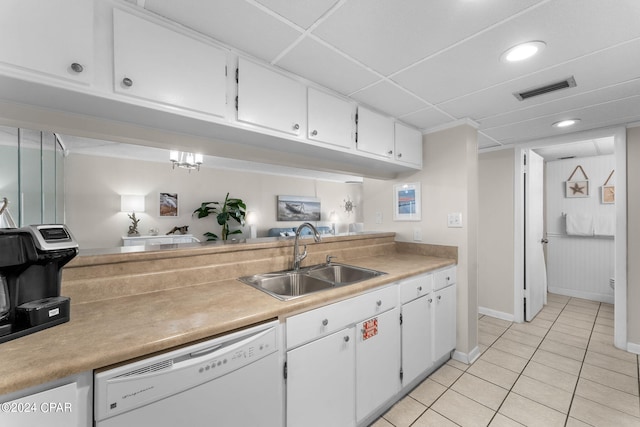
398,108,453,131
393,0,640,104
254,0,340,29
479,79,640,130
144,0,301,61
312,0,544,75
439,39,640,122
350,81,427,117
275,37,380,95
482,95,640,144
534,141,601,161
478,133,502,149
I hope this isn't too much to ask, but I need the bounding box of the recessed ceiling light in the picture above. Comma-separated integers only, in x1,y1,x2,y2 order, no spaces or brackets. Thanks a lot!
552,119,581,128
501,41,546,62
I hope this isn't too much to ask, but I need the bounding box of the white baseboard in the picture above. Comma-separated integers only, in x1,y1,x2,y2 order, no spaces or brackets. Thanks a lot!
478,306,515,322
452,346,480,365
627,341,640,355
548,287,614,304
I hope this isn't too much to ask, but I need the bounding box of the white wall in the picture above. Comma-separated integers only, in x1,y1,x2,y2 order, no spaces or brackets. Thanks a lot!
64,153,363,249
545,155,615,303
363,124,479,360
478,149,515,320
625,126,640,348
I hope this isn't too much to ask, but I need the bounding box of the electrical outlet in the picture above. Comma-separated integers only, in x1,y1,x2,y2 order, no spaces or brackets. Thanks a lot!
447,212,463,228
413,228,422,241
375,211,383,224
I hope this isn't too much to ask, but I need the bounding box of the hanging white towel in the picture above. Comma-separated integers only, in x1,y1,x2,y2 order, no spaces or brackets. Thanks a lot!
594,214,615,237
565,213,594,236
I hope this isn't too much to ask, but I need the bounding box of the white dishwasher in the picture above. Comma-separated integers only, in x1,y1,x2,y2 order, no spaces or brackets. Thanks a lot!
94,320,283,427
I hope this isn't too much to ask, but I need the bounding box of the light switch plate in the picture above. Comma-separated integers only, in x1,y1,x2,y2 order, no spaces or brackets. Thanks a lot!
375,211,383,224
413,227,422,241
448,212,463,228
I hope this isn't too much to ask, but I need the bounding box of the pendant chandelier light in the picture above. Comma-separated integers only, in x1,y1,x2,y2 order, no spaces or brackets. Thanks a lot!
170,151,203,172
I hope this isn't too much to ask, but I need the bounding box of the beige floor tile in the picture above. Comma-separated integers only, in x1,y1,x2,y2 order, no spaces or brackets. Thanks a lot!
554,315,594,331
597,309,614,320
492,337,537,360
560,309,597,323
588,339,639,362
563,303,599,315
539,307,563,317
467,359,519,389
528,317,554,330
585,350,638,377
545,330,589,349
370,417,395,427
479,331,501,346
409,378,447,407
567,297,600,308
429,364,464,387
431,389,495,427
480,322,510,336
580,363,639,396
499,393,566,427
522,361,578,393
550,322,592,339
565,417,592,427
595,316,614,327
502,329,544,347
575,377,640,418
481,316,513,329
589,330,615,344
509,322,549,338
592,323,614,335
599,302,614,312
489,413,526,426
535,310,559,322
451,373,509,411
479,343,489,354
412,409,458,427
480,348,528,373
547,294,570,303
512,375,573,413
446,358,470,371
531,349,582,376
538,338,586,361
569,395,640,427
382,396,427,427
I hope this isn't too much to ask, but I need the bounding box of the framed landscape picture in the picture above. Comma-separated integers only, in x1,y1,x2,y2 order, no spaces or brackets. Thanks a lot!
277,195,321,221
159,192,178,217
393,183,421,221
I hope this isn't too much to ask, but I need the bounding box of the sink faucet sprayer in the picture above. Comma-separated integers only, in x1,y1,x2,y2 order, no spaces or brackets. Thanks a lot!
293,222,321,271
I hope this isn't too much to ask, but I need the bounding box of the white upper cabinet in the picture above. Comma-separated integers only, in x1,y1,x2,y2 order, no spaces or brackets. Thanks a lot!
113,9,227,117
237,58,306,136
0,0,92,85
307,88,355,149
394,122,423,168
356,107,394,158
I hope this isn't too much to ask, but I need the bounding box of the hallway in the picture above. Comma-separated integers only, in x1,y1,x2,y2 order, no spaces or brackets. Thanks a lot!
372,293,640,426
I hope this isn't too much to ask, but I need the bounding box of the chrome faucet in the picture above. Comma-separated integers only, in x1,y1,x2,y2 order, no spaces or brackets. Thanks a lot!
293,222,321,271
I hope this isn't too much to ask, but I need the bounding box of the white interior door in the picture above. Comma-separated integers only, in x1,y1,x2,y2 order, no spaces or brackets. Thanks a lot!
525,150,547,321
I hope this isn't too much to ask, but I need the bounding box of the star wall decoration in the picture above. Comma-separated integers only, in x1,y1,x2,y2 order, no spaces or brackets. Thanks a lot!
570,182,585,195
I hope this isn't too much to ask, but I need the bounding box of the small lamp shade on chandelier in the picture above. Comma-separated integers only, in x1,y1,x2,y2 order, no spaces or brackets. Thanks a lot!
170,151,203,172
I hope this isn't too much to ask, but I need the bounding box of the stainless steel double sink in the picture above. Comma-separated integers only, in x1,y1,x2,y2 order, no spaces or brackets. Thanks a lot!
238,263,386,300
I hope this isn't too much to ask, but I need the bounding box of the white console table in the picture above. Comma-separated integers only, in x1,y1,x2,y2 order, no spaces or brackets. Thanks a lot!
122,234,197,246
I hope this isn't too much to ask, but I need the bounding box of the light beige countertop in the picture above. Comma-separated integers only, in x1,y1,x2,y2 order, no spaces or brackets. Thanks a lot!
0,235,455,396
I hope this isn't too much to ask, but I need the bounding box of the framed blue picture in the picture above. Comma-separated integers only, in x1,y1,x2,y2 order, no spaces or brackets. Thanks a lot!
393,183,421,221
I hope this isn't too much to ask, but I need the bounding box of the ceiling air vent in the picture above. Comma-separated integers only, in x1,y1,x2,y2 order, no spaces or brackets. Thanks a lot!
514,76,576,101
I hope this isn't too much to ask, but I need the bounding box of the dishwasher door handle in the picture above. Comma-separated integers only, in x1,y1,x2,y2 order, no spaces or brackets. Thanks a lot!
189,344,223,358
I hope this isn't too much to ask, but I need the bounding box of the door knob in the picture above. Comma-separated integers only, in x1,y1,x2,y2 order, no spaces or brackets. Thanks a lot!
541,238,549,244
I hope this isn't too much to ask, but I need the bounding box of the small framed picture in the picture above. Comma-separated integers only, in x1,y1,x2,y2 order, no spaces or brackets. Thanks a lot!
393,183,421,221
601,185,615,204
565,181,589,198
159,192,178,217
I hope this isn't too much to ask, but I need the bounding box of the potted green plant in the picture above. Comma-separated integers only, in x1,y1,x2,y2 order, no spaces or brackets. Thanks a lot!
193,193,246,241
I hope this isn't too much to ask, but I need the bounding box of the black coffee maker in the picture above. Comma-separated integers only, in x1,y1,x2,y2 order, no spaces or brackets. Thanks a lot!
0,224,78,344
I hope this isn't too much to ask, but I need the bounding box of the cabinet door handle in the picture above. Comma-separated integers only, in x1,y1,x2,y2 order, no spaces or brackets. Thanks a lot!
311,130,318,136
293,123,300,130
322,319,328,326
397,152,403,158
122,77,133,87
344,335,350,342
70,62,84,73
376,300,382,307
428,298,433,303
417,286,422,291
387,150,393,155
437,295,442,300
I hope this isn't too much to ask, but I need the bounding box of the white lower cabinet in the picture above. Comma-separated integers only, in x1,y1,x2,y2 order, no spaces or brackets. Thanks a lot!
433,283,457,361
355,307,401,423
401,295,433,385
